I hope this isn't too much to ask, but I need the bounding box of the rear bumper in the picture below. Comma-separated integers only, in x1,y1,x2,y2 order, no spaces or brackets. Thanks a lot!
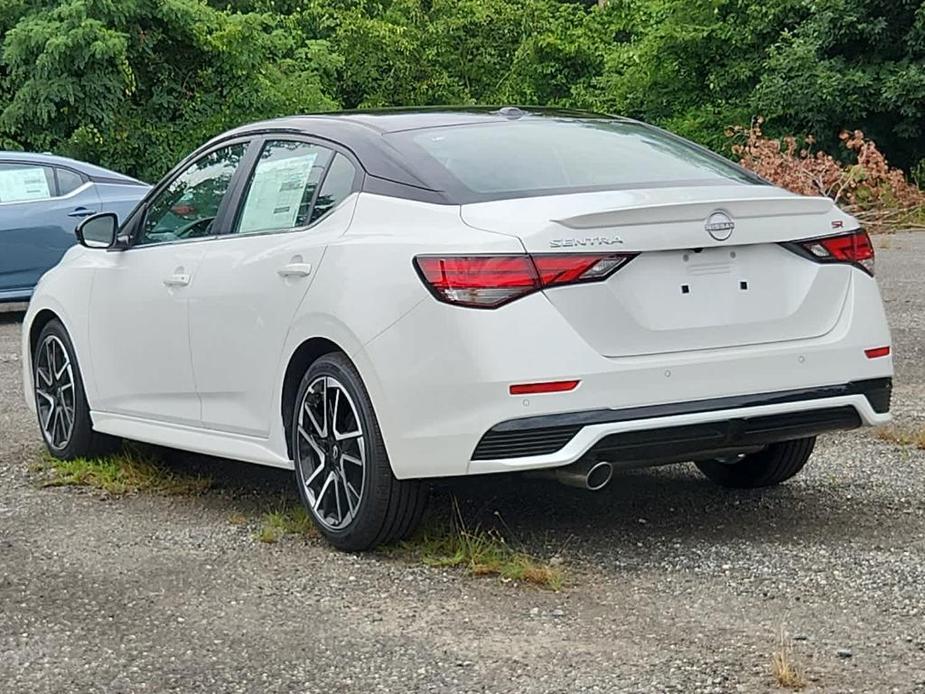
470,378,889,471
359,270,892,480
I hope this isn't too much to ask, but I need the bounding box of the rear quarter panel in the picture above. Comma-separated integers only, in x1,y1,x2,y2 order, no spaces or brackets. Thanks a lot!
275,193,525,466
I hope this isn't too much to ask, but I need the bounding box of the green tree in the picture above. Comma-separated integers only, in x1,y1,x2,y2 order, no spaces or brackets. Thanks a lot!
2,0,338,180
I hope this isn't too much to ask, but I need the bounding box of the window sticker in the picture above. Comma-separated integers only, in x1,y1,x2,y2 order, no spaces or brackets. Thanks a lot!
0,166,51,203
238,152,318,234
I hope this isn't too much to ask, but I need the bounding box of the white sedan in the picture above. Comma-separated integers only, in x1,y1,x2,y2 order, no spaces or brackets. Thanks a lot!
22,108,893,550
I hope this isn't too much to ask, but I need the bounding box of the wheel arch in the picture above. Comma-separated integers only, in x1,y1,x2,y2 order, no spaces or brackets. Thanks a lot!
280,336,345,459
29,308,62,357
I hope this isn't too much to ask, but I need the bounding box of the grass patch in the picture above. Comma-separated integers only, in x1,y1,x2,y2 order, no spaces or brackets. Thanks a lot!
772,628,807,690
875,424,925,450
256,504,318,543
36,446,211,496
390,501,565,591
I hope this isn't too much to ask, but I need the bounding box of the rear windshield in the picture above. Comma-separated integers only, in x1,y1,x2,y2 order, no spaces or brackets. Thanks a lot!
390,119,758,202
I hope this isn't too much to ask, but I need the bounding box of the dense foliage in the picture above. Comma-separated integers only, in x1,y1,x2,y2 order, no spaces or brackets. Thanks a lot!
1,0,924,190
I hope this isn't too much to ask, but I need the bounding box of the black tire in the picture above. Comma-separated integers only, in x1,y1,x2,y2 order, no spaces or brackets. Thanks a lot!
695,437,816,488
33,319,120,460
291,353,428,551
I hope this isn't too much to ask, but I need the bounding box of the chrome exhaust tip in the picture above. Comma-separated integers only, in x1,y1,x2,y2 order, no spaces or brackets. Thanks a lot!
582,460,613,491
534,459,614,491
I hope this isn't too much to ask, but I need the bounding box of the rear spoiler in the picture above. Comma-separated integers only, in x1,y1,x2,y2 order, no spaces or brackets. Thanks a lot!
555,196,835,230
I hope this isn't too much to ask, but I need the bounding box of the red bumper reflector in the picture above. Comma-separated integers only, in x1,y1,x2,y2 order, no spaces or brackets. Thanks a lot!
509,380,580,395
864,346,890,359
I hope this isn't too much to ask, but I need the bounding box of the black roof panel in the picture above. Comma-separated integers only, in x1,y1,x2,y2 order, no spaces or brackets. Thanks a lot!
208,107,619,202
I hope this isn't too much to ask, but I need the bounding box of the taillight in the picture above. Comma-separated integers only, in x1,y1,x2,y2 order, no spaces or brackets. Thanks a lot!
791,230,875,275
413,253,636,308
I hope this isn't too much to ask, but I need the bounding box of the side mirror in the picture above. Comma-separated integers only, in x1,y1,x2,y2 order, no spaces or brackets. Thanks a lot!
76,212,118,249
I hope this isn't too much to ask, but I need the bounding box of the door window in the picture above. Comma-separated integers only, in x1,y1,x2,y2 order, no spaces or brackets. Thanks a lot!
56,168,86,195
139,143,247,246
234,141,332,235
0,163,56,203
309,154,358,224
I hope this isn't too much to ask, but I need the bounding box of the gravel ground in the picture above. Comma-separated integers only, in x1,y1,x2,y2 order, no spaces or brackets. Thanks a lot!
1,233,923,693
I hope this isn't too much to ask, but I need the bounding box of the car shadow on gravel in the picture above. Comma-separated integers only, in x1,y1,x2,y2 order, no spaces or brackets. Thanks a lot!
151,445,912,562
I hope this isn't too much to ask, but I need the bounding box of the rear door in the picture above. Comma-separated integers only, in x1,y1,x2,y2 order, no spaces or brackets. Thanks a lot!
462,185,855,357
0,162,100,297
188,138,362,437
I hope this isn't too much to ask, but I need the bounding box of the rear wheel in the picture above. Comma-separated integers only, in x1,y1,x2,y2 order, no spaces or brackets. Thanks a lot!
33,319,120,460
291,353,428,551
695,437,816,488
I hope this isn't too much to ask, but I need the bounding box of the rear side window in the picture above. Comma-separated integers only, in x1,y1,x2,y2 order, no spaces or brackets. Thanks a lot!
0,163,56,203
235,140,331,235
391,120,757,200
56,168,85,195
310,153,357,224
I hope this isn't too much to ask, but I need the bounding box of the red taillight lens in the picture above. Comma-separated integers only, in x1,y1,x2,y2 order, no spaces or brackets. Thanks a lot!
532,254,633,287
414,253,635,308
414,255,538,308
796,230,874,275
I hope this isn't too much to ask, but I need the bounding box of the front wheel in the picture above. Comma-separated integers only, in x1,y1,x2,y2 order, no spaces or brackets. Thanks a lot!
291,353,428,551
33,319,120,460
695,437,816,488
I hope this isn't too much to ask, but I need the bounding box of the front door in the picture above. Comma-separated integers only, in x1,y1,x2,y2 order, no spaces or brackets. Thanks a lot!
86,142,251,425
189,139,361,437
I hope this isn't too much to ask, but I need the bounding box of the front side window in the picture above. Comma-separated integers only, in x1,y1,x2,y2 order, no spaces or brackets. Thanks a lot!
0,163,55,203
139,143,247,246
235,141,331,235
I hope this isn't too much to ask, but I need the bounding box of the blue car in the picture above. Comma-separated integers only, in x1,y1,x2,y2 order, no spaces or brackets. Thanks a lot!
0,152,149,302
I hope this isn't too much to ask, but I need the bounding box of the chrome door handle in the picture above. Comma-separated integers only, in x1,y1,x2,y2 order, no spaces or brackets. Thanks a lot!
163,273,191,287
277,263,312,278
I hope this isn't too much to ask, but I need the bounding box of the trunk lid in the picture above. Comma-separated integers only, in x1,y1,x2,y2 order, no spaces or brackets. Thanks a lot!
461,185,856,357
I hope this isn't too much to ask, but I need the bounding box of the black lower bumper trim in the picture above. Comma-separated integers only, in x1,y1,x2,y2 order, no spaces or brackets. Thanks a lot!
471,378,889,461
589,406,860,464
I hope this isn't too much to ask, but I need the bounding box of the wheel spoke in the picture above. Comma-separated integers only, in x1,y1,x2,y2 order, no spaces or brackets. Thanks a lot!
305,390,326,438
36,367,53,387
334,427,362,442
314,471,335,513
60,401,74,430
341,460,359,519
51,408,63,446
303,461,326,490
54,355,70,381
41,400,55,431
45,341,56,380
332,472,343,524
331,387,341,434
341,452,363,467
298,425,326,462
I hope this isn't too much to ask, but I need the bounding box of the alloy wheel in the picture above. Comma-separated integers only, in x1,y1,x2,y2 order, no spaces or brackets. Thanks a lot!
296,375,367,530
34,335,76,450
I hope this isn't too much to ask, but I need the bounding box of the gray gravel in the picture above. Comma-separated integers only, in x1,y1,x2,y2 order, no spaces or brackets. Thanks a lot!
1,233,924,693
